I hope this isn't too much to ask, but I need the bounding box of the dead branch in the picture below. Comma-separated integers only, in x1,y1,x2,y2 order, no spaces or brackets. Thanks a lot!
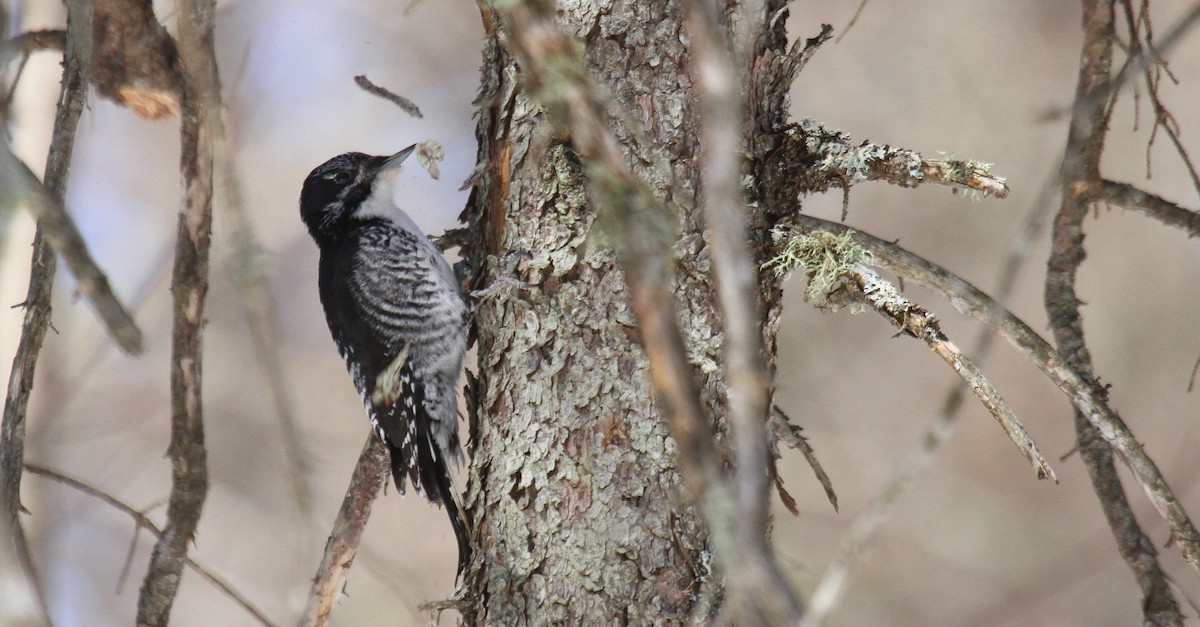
803,181,1058,625
793,214,1200,579
136,0,222,623
769,230,1055,480
764,118,1009,205
1100,179,1200,237
24,465,276,627
298,435,391,627
770,407,837,512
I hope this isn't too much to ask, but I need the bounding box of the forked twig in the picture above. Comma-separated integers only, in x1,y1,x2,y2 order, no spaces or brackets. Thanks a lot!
24,464,276,627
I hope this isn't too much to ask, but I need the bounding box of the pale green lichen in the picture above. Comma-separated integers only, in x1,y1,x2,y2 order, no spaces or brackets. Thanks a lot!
763,228,873,303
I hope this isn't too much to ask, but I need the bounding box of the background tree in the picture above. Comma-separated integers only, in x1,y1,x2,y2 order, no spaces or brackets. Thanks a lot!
1,1,1198,625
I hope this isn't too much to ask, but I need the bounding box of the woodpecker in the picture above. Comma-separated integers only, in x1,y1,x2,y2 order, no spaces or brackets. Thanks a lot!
299,146,470,573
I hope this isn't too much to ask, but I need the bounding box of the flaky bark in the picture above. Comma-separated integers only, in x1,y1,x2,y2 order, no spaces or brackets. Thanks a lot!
463,3,714,621
461,1,806,622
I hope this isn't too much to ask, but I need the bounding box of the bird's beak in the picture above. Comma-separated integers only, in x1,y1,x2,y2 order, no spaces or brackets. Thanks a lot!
379,144,417,173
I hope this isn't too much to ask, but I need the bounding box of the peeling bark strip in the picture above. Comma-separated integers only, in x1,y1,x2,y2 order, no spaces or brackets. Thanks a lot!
136,0,221,624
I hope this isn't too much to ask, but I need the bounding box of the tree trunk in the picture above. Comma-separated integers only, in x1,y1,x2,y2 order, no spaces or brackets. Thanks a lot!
462,1,795,623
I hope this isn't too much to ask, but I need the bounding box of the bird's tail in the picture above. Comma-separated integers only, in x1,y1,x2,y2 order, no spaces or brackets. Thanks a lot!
390,432,471,576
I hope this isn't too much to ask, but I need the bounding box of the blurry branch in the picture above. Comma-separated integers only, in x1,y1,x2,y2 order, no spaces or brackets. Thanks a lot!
834,0,870,43
1043,3,1184,621
136,0,221,623
0,12,90,626
354,74,423,118
218,115,315,543
24,464,276,627
91,0,181,120
1100,179,1200,237
683,0,802,622
0,149,144,354
793,213,1200,577
0,146,145,353
765,230,1056,481
298,435,391,627
0,30,65,106
804,180,1058,625
0,29,65,60
0,0,143,359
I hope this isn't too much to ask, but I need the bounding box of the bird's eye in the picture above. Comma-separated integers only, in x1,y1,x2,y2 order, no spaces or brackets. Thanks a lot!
330,171,352,185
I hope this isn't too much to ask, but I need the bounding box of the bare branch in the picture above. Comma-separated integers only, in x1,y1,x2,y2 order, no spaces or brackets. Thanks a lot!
24,465,276,627
298,435,390,627
1,13,89,625
849,265,1055,479
770,231,1055,479
1044,4,1185,619
793,214,1200,577
834,0,870,44
1100,179,1200,237
0,150,144,354
0,29,65,59
136,0,222,623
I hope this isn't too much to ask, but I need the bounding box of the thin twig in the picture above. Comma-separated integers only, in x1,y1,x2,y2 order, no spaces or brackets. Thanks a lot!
840,264,1055,480
770,407,837,512
298,434,391,627
793,214,1200,577
24,464,276,627
834,0,870,44
136,0,221,623
354,74,423,118
0,12,89,626
1100,179,1200,237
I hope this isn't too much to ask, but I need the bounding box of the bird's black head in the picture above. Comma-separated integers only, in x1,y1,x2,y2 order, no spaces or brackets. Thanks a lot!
299,146,415,246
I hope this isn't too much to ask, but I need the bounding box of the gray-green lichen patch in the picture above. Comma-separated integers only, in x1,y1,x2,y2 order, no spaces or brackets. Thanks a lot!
763,227,873,304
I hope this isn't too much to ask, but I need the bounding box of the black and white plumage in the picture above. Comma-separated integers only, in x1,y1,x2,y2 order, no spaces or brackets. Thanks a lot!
299,146,471,573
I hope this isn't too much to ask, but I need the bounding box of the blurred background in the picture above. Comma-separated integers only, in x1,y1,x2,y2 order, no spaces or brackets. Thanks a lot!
2,1,1198,625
